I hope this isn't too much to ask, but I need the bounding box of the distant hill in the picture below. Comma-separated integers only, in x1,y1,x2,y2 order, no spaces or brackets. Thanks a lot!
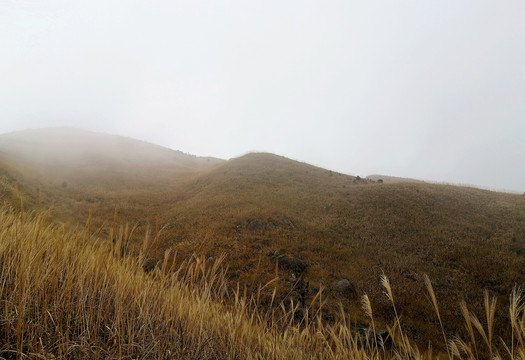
0,127,223,178
366,174,423,183
1,128,524,351
0,127,225,216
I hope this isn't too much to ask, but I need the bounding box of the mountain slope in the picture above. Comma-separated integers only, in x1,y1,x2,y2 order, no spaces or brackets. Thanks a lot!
120,152,523,348
1,128,524,350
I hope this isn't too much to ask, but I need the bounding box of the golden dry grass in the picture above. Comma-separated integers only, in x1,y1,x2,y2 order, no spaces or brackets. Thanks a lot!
0,197,397,359
1,199,525,359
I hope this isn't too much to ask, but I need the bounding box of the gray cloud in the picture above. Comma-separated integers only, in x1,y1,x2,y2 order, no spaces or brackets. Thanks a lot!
1,0,524,192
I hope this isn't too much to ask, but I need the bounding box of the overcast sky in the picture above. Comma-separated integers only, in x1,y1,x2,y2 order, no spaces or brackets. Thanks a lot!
1,1,524,192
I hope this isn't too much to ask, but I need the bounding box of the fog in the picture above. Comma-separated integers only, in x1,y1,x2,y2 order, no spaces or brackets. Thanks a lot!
1,1,524,192
0,127,220,170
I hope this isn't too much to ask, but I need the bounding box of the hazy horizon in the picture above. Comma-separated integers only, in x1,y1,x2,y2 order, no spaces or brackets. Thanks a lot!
1,1,524,192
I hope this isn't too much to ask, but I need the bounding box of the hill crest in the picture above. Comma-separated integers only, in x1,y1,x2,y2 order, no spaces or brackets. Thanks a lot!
0,127,223,168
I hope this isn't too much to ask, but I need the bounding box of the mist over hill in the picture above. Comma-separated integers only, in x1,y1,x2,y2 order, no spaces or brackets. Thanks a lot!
0,127,223,172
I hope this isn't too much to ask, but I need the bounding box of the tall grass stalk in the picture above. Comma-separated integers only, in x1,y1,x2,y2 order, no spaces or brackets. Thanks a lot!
423,274,451,360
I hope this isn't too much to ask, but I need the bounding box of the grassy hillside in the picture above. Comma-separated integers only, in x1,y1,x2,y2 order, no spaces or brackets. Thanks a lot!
1,128,525,352
156,153,525,346
0,127,223,226
2,184,525,359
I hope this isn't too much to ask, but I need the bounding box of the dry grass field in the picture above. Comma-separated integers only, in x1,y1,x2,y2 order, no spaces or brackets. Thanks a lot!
1,128,525,358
